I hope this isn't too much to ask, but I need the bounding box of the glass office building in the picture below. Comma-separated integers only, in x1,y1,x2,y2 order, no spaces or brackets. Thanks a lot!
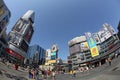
6,10,35,64
27,44,46,66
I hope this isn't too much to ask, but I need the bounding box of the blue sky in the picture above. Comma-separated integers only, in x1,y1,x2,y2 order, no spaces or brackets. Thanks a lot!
4,0,120,60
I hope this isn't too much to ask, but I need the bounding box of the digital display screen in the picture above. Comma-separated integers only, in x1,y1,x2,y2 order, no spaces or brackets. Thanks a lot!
24,25,34,43
12,19,28,34
51,52,57,60
20,39,29,52
70,44,80,55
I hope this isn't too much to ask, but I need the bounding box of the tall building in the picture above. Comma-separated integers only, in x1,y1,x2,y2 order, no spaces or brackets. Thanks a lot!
27,44,46,66
0,0,11,36
0,0,11,56
68,36,91,69
44,44,59,67
46,49,51,62
6,10,35,64
68,23,119,70
117,21,120,39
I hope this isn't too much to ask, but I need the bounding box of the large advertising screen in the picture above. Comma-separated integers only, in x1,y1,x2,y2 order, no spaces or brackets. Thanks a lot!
85,32,99,57
90,46,99,57
12,19,28,35
20,39,29,52
46,49,51,60
92,33,101,44
51,52,57,60
80,42,89,52
98,26,112,42
103,23,116,34
24,25,34,43
79,53,85,61
70,44,80,55
8,33,21,47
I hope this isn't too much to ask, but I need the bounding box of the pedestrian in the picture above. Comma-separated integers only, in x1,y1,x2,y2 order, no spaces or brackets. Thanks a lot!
14,63,18,70
34,69,39,80
29,69,33,79
31,68,35,79
6,61,10,68
41,69,45,79
108,57,112,66
69,70,73,75
47,70,51,77
72,69,76,77
52,70,56,80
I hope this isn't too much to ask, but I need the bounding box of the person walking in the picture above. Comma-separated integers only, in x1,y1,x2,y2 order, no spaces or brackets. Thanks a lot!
52,70,56,80
31,68,35,79
28,69,33,79
108,57,112,66
72,69,76,78
34,69,39,80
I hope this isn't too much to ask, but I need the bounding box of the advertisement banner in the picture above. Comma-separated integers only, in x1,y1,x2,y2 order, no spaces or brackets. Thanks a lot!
88,38,96,48
46,49,51,60
92,33,101,44
24,26,34,43
48,60,56,64
51,52,57,60
98,26,112,42
80,42,89,51
85,32,99,57
70,44,80,55
90,46,99,57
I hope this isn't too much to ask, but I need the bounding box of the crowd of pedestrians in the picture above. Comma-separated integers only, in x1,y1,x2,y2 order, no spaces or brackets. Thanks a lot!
28,68,56,80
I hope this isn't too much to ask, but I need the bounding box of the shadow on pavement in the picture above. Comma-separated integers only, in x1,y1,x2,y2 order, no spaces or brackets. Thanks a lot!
4,73,28,80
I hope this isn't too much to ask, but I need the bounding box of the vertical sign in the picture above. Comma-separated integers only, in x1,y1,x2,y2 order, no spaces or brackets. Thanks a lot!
85,32,99,57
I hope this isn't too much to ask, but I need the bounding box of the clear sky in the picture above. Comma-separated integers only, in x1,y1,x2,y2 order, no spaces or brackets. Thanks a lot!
4,0,120,60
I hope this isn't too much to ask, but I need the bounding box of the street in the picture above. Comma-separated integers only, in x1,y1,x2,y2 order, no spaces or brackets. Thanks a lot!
0,56,120,80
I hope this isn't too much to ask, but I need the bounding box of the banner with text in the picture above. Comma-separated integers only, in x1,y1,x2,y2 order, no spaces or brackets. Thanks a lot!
85,32,99,57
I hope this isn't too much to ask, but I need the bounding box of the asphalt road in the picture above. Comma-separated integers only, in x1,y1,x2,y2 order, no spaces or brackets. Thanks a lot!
0,56,120,80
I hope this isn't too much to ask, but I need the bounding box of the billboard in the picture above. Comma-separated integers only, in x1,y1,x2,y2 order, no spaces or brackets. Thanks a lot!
48,60,56,64
103,23,116,34
68,36,86,46
8,33,22,47
46,49,51,60
92,33,101,44
79,53,85,60
24,25,34,43
80,42,89,51
90,46,99,57
51,44,58,53
85,32,99,57
98,26,112,42
70,44,80,55
12,19,27,34
19,39,29,52
6,48,24,60
51,52,57,60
